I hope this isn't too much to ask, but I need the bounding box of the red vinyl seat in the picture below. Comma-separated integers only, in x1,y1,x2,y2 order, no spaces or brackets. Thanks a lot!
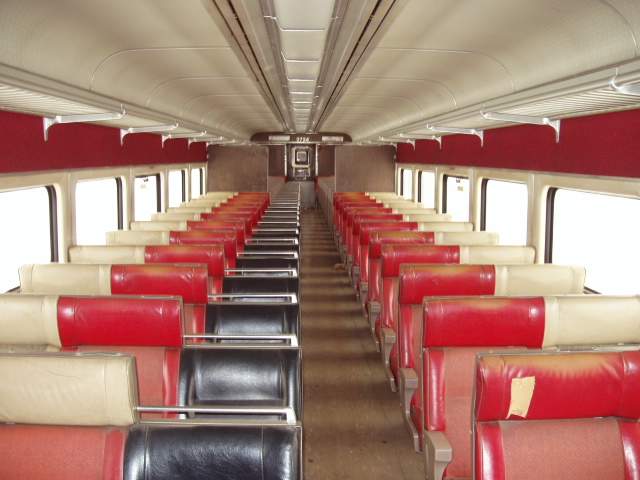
474,350,640,480
414,294,640,479
19,263,210,334
391,263,580,394
355,222,419,298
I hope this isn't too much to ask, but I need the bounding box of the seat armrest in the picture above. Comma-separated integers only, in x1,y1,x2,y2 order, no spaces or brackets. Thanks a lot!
424,431,452,480
399,368,420,451
381,327,397,392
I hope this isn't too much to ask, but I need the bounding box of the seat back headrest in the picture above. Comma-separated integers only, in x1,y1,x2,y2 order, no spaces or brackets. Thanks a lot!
398,264,585,304
152,212,200,221
423,296,546,348
392,208,437,215
57,295,183,347
431,231,499,245
475,350,640,421
542,295,640,347
124,425,300,480
180,349,287,404
111,264,209,304
359,222,419,244
493,264,585,295
144,244,226,277
403,213,452,222
0,294,61,347
130,221,187,231
20,264,112,295
459,246,535,264
69,245,146,265
0,353,138,426
106,230,169,246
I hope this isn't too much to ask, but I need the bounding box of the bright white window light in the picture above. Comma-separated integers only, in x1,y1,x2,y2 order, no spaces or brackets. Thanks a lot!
76,178,120,245
134,174,160,221
168,169,185,208
191,168,203,198
552,189,640,294
0,187,52,291
484,179,528,245
444,175,470,222
402,169,413,200
419,171,435,208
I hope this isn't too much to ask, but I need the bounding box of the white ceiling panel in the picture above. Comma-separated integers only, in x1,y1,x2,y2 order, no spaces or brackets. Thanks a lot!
0,0,281,138
323,0,640,140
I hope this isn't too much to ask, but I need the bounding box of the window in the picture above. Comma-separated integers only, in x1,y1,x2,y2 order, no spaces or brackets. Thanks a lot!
443,175,470,221
548,188,640,294
75,178,122,245
397,168,404,195
134,174,161,221
419,170,436,208
481,179,528,245
168,169,186,208
191,168,203,199
0,186,57,292
402,169,413,200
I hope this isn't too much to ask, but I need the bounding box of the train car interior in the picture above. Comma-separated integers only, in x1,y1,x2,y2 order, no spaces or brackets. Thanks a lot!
2,1,640,479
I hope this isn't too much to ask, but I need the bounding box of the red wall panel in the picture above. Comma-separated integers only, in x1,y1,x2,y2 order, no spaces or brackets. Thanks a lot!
0,110,206,174
396,108,640,178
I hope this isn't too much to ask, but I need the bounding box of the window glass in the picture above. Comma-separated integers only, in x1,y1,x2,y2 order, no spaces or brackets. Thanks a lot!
0,187,54,291
551,189,640,294
444,175,470,221
168,169,185,208
191,168,203,199
419,170,436,208
484,179,528,245
75,178,121,245
402,169,413,200
134,174,160,221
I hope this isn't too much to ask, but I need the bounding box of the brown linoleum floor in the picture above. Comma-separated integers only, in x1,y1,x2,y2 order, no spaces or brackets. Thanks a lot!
300,209,425,480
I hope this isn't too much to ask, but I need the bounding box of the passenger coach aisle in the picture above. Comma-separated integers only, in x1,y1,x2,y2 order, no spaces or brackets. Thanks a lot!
300,209,425,479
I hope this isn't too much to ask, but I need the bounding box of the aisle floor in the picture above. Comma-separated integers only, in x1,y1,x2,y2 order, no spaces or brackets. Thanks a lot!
300,209,425,479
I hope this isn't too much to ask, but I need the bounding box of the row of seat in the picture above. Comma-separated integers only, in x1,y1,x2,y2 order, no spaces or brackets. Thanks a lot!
328,191,640,480
0,188,305,479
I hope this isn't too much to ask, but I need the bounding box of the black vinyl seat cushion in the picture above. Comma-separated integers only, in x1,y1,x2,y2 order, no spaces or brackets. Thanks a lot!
179,348,302,418
124,424,301,480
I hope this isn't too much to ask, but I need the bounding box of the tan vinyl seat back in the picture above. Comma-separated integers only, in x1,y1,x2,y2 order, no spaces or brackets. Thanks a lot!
495,265,585,295
459,246,535,264
383,201,417,208
0,353,138,426
167,207,212,214
152,212,201,221
106,230,170,246
0,294,61,347
431,231,499,244
183,198,225,207
69,246,146,265
204,191,236,198
366,192,399,198
392,208,437,215
410,222,473,232
542,295,640,347
20,264,112,295
130,221,187,231
404,213,452,222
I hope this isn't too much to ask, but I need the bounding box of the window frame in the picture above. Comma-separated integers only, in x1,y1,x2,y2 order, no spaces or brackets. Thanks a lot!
417,171,423,203
46,186,58,262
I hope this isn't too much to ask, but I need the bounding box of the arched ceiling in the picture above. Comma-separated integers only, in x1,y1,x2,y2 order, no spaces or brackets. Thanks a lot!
1,0,640,142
